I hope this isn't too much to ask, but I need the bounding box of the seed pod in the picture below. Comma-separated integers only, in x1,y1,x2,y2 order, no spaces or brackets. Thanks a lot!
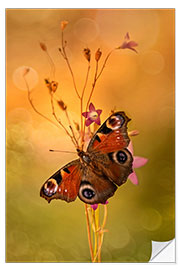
95,48,102,62
39,42,47,51
51,81,58,93
83,48,91,62
73,121,80,132
61,20,68,31
57,100,67,111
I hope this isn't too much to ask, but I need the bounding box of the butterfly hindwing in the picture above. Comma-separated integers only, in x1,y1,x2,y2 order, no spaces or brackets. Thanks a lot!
91,148,133,187
87,111,131,153
78,165,117,204
40,159,82,203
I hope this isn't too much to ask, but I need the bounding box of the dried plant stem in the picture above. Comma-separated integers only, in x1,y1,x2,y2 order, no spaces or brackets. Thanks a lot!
96,48,116,81
50,93,78,148
81,61,99,147
85,204,94,262
60,31,80,100
92,210,98,260
24,76,64,131
81,49,116,148
64,109,79,148
93,204,108,262
45,50,56,79
80,63,91,146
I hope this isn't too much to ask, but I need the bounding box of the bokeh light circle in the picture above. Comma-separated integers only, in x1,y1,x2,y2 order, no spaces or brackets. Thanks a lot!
13,66,39,91
140,208,162,231
73,18,99,43
96,9,159,50
140,50,165,75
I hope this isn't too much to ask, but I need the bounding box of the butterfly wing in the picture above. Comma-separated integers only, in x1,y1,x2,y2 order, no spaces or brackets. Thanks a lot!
91,149,133,187
78,165,117,204
87,111,133,187
87,111,131,153
40,159,82,203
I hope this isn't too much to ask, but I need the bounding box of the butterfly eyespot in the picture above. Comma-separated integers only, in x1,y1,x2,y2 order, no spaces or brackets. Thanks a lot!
106,115,125,130
43,178,58,197
116,150,127,164
78,181,96,203
82,188,95,199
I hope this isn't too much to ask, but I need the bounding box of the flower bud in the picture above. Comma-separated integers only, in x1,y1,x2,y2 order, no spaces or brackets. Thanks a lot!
45,79,58,93
57,100,67,110
83,48,91,62
73,121,80,132
61,20,68,31
39,42,47,51
51,81,58,93
23,67,30,76
95,48,102,62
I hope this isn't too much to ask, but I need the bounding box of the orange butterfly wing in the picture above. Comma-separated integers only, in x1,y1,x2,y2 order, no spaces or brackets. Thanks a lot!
87,111,131,153
40,160,82,203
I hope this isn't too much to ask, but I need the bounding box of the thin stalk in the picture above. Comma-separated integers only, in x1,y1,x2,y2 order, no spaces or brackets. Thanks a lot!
60,31,80,99
92,209,98,261
81,61,99,147
50,92,77,148
80,63,91,147
24,75,64,131
45,50,56,80
64,109,79,149
85,204,94,262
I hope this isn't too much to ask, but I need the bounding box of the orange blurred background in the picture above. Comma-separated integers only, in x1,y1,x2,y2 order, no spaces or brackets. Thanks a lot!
6,9,175,262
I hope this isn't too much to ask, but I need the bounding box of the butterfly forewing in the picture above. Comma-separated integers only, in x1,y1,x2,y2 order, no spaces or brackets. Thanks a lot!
40,159,82,203
87,111,131,153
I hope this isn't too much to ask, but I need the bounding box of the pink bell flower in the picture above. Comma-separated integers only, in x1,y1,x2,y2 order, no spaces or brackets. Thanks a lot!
128,141,148,185
82,103,102,127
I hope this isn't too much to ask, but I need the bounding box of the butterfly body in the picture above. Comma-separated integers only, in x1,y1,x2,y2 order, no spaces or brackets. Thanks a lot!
40,111,133,204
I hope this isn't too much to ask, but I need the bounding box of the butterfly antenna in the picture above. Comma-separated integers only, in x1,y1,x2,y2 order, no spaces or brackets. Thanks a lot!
49,149,77,154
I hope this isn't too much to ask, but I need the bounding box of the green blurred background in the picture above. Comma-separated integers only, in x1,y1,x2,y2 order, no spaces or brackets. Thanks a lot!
6,9,175,262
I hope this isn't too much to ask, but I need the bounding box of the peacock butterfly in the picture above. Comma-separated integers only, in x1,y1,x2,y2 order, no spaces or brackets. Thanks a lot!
40,111,133,204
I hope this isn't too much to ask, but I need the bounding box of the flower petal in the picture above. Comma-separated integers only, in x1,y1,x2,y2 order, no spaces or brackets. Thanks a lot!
96,109,102,116
85,118,93,126
133,156,148,169
91,204,98,210
126,47,138,53
82,111,88,118
129,171,139,185
125,32,130,40
102,200,109,205
94,116,101,125
119,41,127,49
89,103,95,112
127,41,138,48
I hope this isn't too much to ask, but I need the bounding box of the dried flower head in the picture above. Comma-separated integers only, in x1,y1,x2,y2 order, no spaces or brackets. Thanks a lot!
61,20,68,31
39,42,47,52
83,48,91,62
23,67,30,77
95,48,102,62
45,79,58,93
73,121,80,132
51,81,58,93
57,100,67,111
